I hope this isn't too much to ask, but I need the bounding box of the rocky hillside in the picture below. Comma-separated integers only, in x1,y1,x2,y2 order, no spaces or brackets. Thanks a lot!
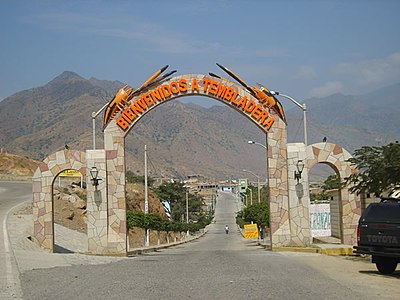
1,71,399,181
53,181,166,234
0,152,39,180
0,72,122,159
286,87,400,150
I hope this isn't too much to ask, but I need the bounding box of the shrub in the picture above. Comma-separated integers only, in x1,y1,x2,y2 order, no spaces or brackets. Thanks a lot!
127,210,210,233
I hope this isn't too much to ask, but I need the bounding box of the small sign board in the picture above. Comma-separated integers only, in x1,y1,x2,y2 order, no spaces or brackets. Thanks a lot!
310,203,331,237
59,170,82,177
239,178,248,192
244,223,259,239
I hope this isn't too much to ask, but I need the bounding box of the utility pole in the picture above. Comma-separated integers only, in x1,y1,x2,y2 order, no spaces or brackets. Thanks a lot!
144,145,149,247
186,190,189,237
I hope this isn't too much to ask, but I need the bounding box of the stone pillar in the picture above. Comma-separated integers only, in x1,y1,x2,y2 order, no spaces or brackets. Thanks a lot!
86,149,108,254
287,143,312,246
32,166,54,252
341,189,361,245
104,122,127,254
267,118,291,247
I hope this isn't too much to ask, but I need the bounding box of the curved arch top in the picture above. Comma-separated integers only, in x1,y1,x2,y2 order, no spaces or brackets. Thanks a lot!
305,142,360,245
306,142,354,179
105,74,281,137
32,149,86,251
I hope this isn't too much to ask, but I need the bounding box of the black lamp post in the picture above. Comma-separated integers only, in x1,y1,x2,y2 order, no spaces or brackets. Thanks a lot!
90,166,102,187
294,160,305,183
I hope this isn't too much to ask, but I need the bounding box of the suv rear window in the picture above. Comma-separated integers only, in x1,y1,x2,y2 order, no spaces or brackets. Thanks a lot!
361,203,400,223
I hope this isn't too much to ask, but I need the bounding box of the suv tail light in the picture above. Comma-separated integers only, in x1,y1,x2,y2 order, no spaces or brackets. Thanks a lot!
357,226,360,245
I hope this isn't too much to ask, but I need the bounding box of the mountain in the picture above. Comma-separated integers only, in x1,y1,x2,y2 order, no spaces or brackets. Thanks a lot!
0,71,123,159
1,71,399,181
125,102,266,178
285,85,400,150
359,82,400,109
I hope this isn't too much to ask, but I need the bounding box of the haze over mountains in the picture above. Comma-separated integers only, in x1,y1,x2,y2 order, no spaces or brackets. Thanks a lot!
0,71,399,181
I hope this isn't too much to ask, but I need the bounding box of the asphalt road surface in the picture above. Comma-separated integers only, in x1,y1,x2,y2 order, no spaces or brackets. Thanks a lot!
0,181,32,299
12,190,397,300
0,182,398,300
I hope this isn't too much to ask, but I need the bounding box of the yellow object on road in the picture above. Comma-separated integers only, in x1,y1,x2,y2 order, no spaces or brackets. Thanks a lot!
244,224,259,239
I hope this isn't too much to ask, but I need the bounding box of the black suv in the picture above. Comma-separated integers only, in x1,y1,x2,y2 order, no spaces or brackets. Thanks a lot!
353,197,400,274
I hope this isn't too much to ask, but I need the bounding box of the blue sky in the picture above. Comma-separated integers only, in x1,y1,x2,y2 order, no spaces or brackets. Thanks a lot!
1,0,399,107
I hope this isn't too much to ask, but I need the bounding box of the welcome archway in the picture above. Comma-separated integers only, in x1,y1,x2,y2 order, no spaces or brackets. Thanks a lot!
32,65,359,255
95,70,297,254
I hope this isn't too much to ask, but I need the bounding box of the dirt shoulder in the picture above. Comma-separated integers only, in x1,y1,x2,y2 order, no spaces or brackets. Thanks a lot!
281,252,400,299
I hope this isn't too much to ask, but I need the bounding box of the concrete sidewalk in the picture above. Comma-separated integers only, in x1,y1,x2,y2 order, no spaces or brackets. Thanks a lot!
7,201,208,271
7,202,128,273
240,227,354,255
3,201,211,299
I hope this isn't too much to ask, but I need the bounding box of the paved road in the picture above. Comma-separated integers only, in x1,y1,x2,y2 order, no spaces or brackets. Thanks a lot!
16,191,399,299
2,183,399,299
0,182,32,299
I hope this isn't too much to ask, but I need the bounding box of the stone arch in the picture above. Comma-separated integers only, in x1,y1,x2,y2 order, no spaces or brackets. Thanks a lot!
32,149,86,252
30,69,365,254
306,142,360,245
31,71,297,254
99,73,290,253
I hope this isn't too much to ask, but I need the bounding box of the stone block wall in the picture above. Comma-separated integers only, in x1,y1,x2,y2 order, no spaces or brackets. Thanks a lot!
86,149,108,254
104,122,127,254
32,150,86,252
267,118,291,247
287,143,312,246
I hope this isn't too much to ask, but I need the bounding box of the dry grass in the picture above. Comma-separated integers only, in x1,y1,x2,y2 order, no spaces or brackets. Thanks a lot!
0,153,39,179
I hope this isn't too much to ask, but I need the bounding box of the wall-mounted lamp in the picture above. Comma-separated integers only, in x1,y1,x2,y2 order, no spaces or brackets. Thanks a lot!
294,160,305,183
90,166,102,186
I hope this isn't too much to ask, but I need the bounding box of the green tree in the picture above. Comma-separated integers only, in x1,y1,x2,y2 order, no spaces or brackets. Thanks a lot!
126,170,155,186
310,190,329,202
260,186,269,202
321,174,342,190
345,142,400,196
126,211,210,233
240,202,269,228
155,181,186,221
154,181,206,222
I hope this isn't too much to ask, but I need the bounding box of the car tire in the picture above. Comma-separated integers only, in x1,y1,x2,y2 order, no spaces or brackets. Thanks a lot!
375,257,398,275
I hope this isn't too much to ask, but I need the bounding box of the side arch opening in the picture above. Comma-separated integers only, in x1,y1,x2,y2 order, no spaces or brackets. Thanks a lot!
308,162,342,243
32,149,86,252
52,169,87,253
306,143,360,245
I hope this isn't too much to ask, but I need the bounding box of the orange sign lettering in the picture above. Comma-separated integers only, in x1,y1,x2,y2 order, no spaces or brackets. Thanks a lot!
115,75,275,132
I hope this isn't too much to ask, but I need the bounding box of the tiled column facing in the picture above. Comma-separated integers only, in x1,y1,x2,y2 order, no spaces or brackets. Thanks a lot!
267,118,291,247
104,122,127,254
32,171,53,252
287,143,312,246
86,150,108,254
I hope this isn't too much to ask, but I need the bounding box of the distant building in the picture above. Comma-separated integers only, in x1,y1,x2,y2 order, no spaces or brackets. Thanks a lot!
184,175,218,210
